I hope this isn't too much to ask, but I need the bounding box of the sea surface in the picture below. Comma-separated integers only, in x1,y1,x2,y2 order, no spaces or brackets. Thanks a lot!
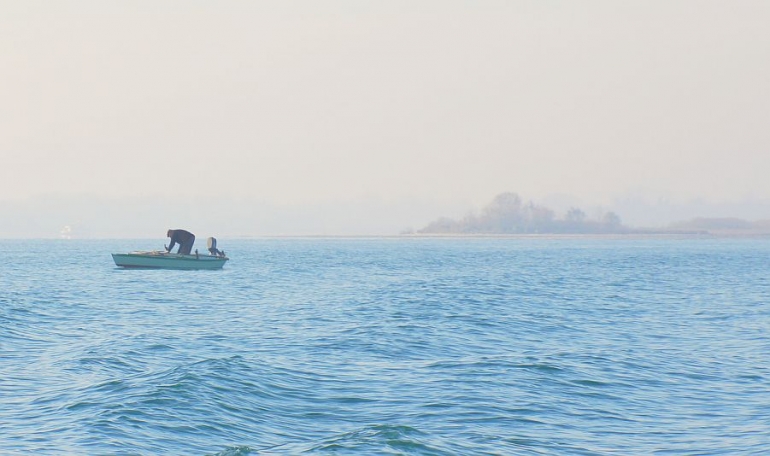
1,238,769,455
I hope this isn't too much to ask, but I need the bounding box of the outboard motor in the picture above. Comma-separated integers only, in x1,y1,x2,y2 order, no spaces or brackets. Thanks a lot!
207,237,225,257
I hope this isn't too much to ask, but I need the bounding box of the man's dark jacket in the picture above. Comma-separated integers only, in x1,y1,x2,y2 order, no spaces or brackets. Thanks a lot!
168,229,195,252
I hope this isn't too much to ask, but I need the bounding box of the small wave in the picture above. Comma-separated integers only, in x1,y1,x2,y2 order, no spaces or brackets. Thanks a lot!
306,424,452,454
427,357,565,374
208,445,254,456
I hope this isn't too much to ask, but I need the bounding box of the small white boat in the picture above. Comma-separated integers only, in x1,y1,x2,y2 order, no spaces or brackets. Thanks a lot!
112,250,229,270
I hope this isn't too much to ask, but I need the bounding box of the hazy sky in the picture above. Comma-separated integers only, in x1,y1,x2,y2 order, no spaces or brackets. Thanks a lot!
2,1,769,235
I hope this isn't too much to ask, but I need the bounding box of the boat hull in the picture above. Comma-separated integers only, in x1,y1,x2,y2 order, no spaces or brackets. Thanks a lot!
112,251,228,270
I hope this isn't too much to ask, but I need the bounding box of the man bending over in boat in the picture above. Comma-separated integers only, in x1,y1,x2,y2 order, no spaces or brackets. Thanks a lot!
165,229,195,255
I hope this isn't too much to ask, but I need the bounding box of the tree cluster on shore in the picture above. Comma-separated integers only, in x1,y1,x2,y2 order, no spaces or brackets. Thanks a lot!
418,192,626,235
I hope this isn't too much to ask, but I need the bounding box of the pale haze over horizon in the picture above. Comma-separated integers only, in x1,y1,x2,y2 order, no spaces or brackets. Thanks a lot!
2,1,769,237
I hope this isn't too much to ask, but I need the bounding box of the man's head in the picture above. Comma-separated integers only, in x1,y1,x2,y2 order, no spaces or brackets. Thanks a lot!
167,229,173,238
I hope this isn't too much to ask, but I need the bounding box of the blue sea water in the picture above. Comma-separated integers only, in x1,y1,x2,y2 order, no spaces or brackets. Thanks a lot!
1,238,769,455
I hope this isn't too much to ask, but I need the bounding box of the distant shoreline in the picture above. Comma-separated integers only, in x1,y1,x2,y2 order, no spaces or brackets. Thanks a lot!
4,231,770,241
189,231,770,240
400,231,770,240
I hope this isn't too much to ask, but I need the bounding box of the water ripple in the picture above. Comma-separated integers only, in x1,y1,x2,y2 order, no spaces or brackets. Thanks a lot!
1,239,769,454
